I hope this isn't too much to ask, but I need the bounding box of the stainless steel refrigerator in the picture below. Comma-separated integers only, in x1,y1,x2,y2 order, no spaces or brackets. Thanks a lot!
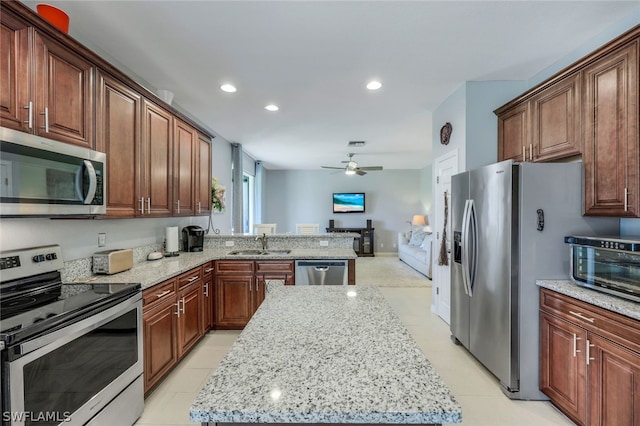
450,160,618,400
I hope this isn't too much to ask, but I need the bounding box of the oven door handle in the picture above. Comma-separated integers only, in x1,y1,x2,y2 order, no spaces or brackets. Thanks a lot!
15,293,141,357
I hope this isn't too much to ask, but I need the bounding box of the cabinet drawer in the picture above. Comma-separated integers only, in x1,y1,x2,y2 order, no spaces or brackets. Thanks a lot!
177,267,202,289
143,278,177,308
540,288,640,353
216,260,254,274
255,261,294,274
202,261,215,278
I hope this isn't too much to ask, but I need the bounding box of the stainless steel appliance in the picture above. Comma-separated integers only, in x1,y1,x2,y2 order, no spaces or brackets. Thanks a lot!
295,260,348,285
565,235,640,302
450,160,618,400
0,245,143,426
182,226,204,252
0,127,106,217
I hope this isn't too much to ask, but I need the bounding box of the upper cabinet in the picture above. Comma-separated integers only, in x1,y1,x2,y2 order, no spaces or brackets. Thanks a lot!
582,39,638,217
1,11,94,147
196,133,212,216
496,25,639,218
174,119,197,216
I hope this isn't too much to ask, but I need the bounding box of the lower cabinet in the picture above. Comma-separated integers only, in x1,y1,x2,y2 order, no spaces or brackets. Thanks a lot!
142,265,207,395
539,288,640,425
214,260,294,329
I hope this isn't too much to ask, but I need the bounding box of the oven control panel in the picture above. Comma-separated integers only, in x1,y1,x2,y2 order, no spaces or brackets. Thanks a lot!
0,245,64,282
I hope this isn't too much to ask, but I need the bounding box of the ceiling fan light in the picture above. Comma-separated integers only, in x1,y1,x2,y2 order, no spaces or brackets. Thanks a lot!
345,169,356,175
347,161,357,169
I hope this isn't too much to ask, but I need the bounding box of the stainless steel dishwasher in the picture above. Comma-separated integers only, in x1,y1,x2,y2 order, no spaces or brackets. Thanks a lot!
294,260,348,285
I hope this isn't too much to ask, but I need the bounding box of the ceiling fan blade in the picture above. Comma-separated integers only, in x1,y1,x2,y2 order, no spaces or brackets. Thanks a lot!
355,169,367,176
321,166,345,170
358,166,383,171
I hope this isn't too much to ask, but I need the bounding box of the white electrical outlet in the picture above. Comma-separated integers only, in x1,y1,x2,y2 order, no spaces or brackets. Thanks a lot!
380,243,384,248
98,233,106,247
319,241,329,247
393,243,397,248
225,240,235,247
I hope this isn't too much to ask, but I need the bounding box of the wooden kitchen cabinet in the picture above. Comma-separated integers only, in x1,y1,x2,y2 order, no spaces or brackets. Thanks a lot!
497,101,529,162
196,133,212,216
0,9,94,147
202,261,215,330
539,288,640,425
214,260,254,329
176,279,203,357
173,119,197,216
96,70,141,217
254,261,295,309
582,38,639,217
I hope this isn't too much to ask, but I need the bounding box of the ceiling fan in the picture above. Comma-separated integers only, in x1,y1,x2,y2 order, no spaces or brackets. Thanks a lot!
321,153,383,176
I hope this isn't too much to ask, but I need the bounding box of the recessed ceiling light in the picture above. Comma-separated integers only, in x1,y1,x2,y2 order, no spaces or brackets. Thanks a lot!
366,80,382,90
220,84,237,93
265,104,279,112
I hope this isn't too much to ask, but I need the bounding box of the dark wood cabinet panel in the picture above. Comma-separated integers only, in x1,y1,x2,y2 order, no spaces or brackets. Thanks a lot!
96,71,141,217
540,311,587,425
203,270,214,330
531,73,582,162
196,133,212,216
173,119,196,216
583,39,639,217
0,12,30,132
177,281,203,357
497,102,529,162
143,297,178,394
215,274,254,329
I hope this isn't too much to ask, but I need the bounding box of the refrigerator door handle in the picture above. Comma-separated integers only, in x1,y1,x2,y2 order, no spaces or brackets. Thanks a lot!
468,199,478,294
461,199,473,296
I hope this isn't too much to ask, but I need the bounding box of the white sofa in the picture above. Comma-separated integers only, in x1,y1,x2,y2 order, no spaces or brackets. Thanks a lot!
397,230,432,279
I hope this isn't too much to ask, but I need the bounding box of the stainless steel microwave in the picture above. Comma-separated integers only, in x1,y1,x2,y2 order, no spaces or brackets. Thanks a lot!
565,235,640,302
0,127,106,216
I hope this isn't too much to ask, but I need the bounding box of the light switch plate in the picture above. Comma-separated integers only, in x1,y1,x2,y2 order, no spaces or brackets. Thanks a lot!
319,241,329,247
225,240,235,247
98,233,106,247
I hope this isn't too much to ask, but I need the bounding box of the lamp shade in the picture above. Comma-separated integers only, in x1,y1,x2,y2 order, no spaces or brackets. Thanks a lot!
411,214,426,226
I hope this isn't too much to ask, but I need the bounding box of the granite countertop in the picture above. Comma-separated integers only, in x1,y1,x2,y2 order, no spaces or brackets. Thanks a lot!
537,280,640,321
70,248,356,290
189,285,462,424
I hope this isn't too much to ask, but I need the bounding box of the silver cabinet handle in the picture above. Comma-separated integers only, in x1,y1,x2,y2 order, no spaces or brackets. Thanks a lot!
203,283,209,297
573,334,581,357
139,197,145,215
147,197,151,214
156,290,171,298
624,188,629,212
256,281,259,292
522,146,526,162
176,200,180,214
198,201,202,214
249,281,252,292
181,297,186,314
174,301,181,317
586,339,595,365
187,276,198,282
529,143,533,161
569,311,595,323
40,107,49,132
23,101,33,129
205,267,214,273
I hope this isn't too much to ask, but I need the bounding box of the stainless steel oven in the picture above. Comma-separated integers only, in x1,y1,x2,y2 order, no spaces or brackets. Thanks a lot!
565,235,640,302
1,246,143,426
0,127,106,217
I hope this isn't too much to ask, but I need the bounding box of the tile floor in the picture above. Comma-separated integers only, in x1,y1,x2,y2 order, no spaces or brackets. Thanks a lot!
136,271,574,426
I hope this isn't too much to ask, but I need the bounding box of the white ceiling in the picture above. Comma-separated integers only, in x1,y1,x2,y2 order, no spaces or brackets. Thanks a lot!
23,1,640,171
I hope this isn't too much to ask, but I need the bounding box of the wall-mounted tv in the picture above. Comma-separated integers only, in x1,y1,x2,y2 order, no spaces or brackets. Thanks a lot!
333,192,365,213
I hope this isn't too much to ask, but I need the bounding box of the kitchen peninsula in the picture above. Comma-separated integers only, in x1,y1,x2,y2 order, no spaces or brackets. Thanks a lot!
189,285,462,425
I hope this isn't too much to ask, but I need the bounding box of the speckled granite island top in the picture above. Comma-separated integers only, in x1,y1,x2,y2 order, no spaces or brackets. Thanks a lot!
189,286,462,425
537,280,640,321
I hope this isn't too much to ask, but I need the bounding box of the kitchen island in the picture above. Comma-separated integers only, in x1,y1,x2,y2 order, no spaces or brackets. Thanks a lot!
189,285,462,425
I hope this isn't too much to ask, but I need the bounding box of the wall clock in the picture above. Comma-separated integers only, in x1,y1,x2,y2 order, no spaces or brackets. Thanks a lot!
440,122,453,145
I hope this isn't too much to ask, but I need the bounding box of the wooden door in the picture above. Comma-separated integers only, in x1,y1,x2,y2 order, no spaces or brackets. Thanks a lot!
0,12,30,132
143,297,178,394
530,73,581,162
173,119,196,216
588,334,640,426
497,102,529,162
583,39,639,217
96,71,141,217
141,99,173,216
215,275,253,329
177,281,203,357
34,32,94,147
196,133,212,216
540,311,588,425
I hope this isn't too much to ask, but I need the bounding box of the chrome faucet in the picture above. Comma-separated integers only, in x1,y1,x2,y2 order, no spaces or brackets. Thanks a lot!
256,233,267,251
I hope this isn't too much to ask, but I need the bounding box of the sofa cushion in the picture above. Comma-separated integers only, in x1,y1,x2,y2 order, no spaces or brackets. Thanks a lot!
408,228,427,246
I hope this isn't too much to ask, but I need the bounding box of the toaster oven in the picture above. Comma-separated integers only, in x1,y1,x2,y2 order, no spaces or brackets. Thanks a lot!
565,236,640,302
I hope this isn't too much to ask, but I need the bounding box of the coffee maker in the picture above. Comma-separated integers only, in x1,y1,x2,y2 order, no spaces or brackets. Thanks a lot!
182,226,204,252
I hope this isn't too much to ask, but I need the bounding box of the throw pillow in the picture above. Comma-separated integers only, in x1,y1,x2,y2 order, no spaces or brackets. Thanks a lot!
408,228,427,246
420,233,431,250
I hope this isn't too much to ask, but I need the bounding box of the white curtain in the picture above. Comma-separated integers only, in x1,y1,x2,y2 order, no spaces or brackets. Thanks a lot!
231,143,243,233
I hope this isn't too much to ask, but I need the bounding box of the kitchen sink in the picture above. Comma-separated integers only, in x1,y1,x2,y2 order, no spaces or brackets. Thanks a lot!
227,249,291,256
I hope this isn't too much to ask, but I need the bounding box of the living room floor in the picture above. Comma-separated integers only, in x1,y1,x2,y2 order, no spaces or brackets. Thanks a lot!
135,257,572,426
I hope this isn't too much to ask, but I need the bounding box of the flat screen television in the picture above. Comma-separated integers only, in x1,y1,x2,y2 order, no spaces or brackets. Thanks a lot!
333,192,365,213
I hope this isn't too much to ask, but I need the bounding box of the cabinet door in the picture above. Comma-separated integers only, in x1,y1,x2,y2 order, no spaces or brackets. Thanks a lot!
583,40,639,217
34,32,94,147
588,334,640,426
530,73,581,162
177,281,203,357
173,119,196,216
143,297,179,394
497,102,529,162
202,273,214,331
0,12,30,132
141,99,173,217
215,275,253,329
196,133,212,216
96,71,141,217
540,311,588,425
